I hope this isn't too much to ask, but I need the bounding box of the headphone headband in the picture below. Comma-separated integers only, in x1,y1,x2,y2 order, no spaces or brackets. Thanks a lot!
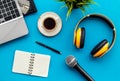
75,14,116,56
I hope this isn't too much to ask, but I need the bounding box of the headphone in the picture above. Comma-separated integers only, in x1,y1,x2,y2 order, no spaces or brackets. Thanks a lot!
74,14,116,58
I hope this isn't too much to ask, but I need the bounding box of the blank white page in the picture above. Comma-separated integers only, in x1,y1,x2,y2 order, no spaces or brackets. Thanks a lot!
12,50,30,74
32,53,50,77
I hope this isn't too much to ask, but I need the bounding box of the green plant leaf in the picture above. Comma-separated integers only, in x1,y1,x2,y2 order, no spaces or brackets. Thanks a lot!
67,2,73,17
79,6,85,13
66,0,77,3
77,2,90,6
57,0,97,18
60,4,67,9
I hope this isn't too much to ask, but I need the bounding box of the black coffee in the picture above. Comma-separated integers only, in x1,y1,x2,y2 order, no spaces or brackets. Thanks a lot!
43,17,56,30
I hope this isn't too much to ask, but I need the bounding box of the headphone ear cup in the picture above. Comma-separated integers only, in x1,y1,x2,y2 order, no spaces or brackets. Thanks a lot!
80,28,85,48
73,30,77,45
75,28,81,48
74,28,85,48
91,39,109,57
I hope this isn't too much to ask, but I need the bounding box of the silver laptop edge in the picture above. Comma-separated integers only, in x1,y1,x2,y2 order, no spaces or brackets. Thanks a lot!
0,0,29,45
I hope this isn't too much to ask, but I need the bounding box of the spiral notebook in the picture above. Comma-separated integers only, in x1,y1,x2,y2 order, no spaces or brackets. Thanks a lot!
12,50,51,77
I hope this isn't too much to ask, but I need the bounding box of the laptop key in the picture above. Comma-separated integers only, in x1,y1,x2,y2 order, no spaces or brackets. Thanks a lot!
2,9,5,13
12,14,16,18
3,13,7,17
15,9,20,17
4,4,8,8
0,2,2,5
7,0,10,2
11,10,14,14
7,12,11,16
6,8,9,11
0,15,3,18
5,16,12,21
3,0,6,4
8,2,12,6
16,12,20,17
0,5,4,9
12,1,17,8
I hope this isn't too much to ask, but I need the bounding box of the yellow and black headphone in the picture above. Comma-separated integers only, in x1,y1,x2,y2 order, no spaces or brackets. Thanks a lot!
74,14,116,58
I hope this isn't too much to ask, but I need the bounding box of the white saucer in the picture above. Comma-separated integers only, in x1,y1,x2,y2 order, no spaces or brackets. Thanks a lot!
38,12,62,37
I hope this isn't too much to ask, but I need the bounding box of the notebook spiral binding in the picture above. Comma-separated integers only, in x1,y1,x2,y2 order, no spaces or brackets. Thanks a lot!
28,54,35,75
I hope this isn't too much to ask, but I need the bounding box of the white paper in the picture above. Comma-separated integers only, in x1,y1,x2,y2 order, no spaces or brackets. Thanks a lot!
12,50,51,77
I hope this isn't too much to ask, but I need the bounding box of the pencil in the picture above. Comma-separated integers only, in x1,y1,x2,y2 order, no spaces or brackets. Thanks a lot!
35,41,62,55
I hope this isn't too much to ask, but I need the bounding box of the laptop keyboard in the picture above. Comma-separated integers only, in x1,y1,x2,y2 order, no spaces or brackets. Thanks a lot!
0,0,20,24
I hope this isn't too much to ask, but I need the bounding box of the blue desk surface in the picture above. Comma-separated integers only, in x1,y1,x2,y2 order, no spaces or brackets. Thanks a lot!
0,0,120,81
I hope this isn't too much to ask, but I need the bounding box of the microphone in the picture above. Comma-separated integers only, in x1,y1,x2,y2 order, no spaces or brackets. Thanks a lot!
66,55,94,81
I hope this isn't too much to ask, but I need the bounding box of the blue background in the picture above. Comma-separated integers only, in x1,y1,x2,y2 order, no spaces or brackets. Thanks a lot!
0,0,120,81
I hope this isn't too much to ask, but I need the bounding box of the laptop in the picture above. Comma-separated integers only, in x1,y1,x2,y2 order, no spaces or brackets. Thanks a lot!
0,0,29,45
